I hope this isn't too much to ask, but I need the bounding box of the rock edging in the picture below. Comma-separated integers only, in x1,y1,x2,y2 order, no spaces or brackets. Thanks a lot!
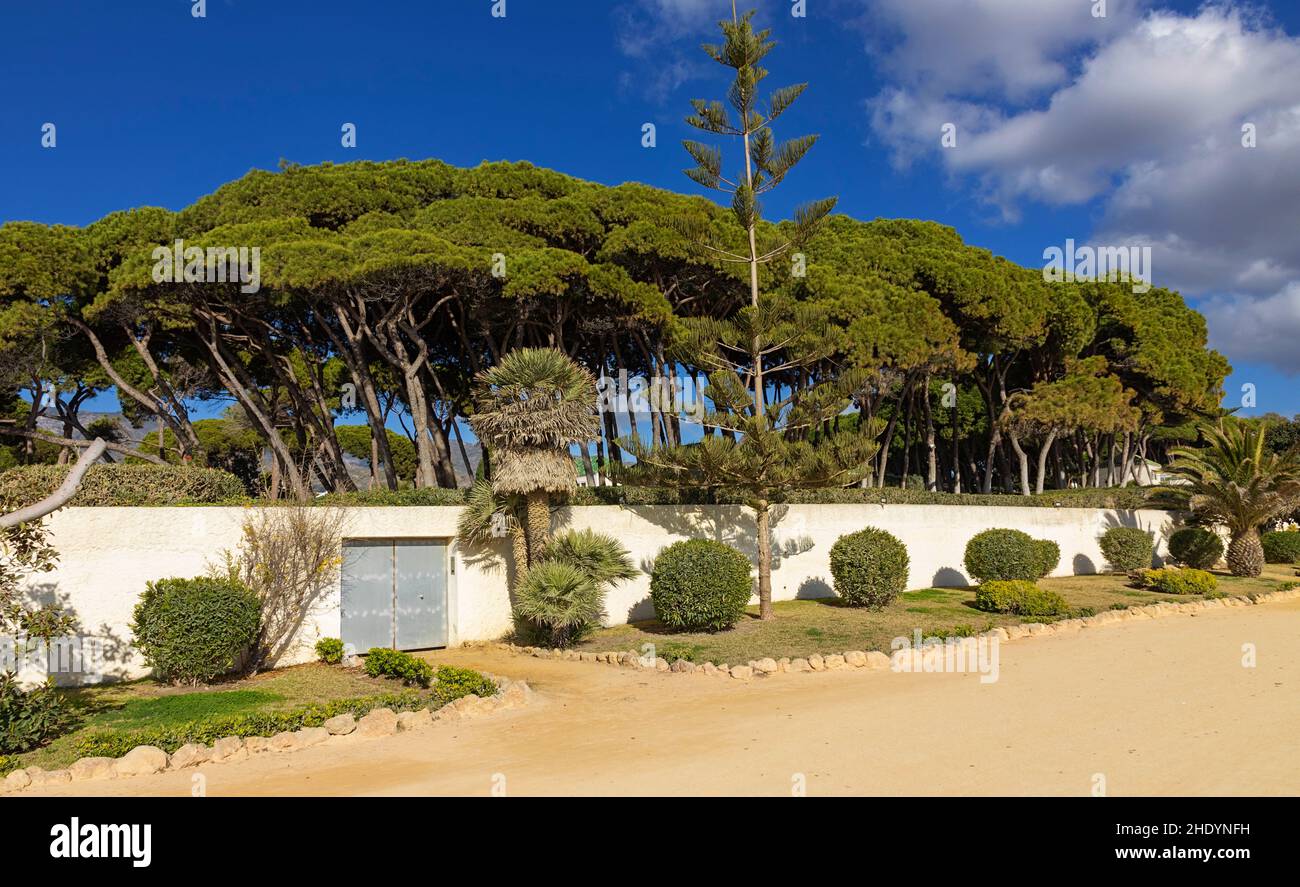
0,676,533,795
472,586,1300,683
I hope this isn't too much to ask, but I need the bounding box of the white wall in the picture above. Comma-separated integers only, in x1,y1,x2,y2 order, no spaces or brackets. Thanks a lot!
10,503,1172,684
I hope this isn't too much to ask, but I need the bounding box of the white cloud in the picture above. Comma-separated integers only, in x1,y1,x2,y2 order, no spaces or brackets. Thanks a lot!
866,2,1300,373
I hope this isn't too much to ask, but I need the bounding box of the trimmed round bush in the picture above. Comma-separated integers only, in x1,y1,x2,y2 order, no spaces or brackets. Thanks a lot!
1133,567,1218,596
130,577,261,685
513,560,604,648
974,580,1068,617
1262,530,1300,564
964,529,1040,582
829,527,909,609
650,539,752,632
1099,526,1154,572
1167,527,1224,570
1032,538,1061,578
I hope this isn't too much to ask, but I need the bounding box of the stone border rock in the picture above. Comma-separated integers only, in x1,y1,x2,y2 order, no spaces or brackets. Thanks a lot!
471,586,1300,684
0,676,533,795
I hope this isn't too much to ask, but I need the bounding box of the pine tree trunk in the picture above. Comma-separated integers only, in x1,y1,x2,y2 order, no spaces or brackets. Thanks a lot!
755,500,773,620
525,490,551,566
1227,529,1265,577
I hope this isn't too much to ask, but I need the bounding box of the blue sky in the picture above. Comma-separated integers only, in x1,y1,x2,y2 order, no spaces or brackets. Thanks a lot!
2,0,1298,419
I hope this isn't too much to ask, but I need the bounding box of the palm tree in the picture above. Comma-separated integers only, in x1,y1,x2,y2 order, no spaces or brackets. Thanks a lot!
1163,422,1300,576
468,348,599,566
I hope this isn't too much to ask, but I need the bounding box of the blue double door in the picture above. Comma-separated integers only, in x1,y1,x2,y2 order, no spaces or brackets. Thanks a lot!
341,539,448,652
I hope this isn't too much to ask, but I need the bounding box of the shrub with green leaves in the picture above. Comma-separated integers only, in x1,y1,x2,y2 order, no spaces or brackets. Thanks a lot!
1262,530,1300,564
1032,539,1061,578
511,529,636,648
650,539,752,632
0,672,78,754
963,529,1041,582
1167,527,1224,570
514,560,605,648
363,648,433,687
0,463,245,506
315,637,345,665
431,665,497,705
131,577,261,685
829,527,909,609
1133,567,1218,596
974,580,1068,617
1099,527,1154,572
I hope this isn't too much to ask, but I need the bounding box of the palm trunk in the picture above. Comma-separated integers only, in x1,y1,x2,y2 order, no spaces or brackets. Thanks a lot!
525,490,551,565
1227,528,1265,577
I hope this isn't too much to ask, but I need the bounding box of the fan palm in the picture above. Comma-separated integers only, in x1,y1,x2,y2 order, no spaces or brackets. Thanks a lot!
468,348,599,565
1163,422,1300,576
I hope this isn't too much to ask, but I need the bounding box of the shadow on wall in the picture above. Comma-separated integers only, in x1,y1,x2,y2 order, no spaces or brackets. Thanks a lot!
620,503,811,571
931,567,968,588
11,582,136,686
796,577,833,599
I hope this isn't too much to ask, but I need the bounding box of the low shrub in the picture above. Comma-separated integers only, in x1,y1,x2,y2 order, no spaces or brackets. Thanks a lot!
131,577,261,685
650,539,753,632
514,560,605,648
0,463,246,506
363,648,433,687
1032,539,1061,578
0,754,18,776
315,638,345,665
431,665,497,705
1133,567,1218,596
1262,530,1300,564
1167,527,1224,570
829,527,909,609
0,672,78,753
964,529,1041,582
1099,527,1154,572
974,580,1069,617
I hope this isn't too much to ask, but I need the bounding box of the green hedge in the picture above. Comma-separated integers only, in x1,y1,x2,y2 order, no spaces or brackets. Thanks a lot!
974,580,1068,617
1133,567,1218,595
1099,527,1154,572
829,527,909,609
964,529,1042,582
313,487,469,507
131,577,261,685
364,648,434,687
650,539,753,632
0,463,246,506
1167,527,1224,570
70,665,497,759
1262,530,1300,564
571,485,1167,510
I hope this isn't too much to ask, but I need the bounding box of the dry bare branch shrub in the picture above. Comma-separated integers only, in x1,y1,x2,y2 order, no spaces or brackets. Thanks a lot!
214,505,350,672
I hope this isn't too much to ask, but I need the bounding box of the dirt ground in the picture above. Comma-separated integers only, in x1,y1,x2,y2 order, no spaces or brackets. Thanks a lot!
15,599,1300,797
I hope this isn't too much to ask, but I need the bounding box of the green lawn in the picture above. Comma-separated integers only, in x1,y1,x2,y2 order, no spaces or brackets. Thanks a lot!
574,566,1297,665
10,663,398,772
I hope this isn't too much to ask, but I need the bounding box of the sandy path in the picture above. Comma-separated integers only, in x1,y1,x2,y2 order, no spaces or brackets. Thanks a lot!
17,600,1300,797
